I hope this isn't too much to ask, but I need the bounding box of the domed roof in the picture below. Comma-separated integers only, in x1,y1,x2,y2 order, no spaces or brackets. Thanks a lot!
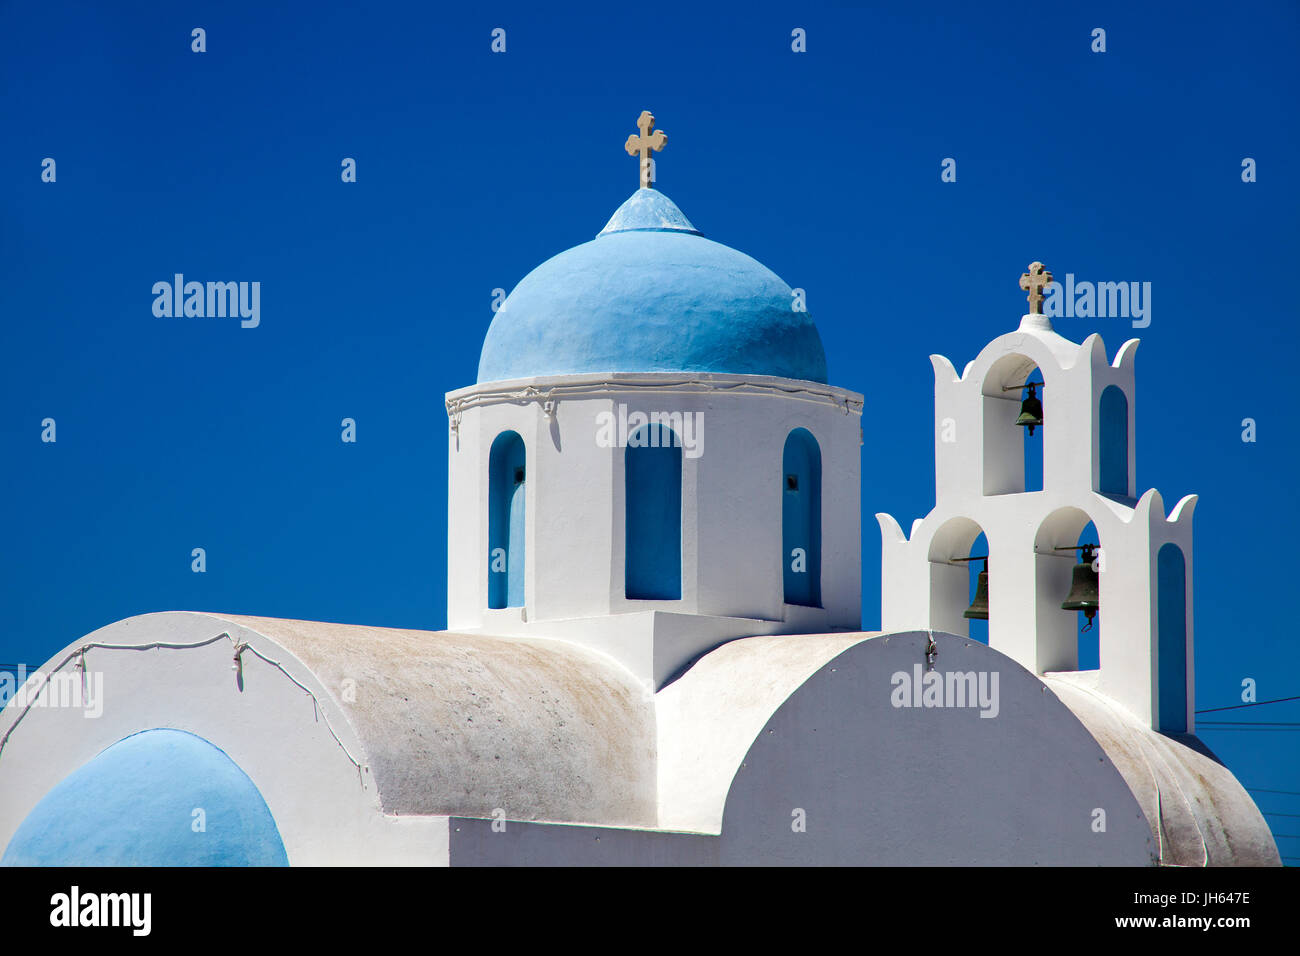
477,188,828,384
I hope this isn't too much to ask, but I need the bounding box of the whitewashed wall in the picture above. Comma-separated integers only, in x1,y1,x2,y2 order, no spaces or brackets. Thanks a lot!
447,371,864,688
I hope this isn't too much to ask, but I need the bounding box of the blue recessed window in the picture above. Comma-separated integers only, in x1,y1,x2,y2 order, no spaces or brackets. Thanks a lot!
1099,385,1129,496
782,428,822,607
488,431,526,609
1,729,288,866
625,424,682,600
1158,543,1188,733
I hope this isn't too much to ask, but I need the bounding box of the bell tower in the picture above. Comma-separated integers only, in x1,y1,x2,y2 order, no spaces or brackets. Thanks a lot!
878,263,1196,733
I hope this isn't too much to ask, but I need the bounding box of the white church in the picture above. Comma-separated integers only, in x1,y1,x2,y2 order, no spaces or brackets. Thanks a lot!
0,113,1280,866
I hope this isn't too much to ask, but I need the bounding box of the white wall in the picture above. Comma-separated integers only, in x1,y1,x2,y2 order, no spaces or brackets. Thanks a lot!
446,371,864,688
0,612,448,865
879,315,1195,730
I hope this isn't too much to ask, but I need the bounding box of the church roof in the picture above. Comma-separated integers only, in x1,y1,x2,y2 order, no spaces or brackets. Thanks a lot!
1043,671,1280,866
0,613,1280,865
212,614,658,826
476,188,828,385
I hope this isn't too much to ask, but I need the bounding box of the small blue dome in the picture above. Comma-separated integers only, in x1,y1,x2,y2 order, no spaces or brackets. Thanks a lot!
1,728,288,866
477,189,827,384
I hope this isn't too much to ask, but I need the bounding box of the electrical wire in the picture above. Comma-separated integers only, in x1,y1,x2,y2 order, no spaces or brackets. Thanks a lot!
445,375,865,427
0,631,366,787
1196,695,1300,714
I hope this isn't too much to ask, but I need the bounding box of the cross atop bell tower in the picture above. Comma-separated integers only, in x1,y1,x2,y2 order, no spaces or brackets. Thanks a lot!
624,110,667,188
1019,261,1054,315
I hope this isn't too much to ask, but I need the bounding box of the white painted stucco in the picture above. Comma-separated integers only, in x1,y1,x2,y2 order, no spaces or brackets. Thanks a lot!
879,313,1196,732
446,371,864,689
1,613,1277,865
0,612,448,866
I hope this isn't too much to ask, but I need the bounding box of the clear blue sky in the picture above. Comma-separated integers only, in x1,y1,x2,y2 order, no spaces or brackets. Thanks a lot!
2,1,1297,860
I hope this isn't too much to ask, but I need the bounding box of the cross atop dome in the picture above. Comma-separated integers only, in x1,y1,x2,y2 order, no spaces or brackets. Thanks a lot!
624,110,667,188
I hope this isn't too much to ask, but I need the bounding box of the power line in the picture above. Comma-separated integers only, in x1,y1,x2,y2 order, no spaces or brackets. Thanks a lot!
1199,720,1300,731
1247,788,1300,796
1197,695,1300,714
1198,724,1300,731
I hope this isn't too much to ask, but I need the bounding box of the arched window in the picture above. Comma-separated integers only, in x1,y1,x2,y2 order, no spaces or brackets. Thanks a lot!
488,431,526,609
967,531,989,645
1033,507,1100,673
1099,385,1129,496
0,729,289,866
1022,372,1045,493
1158,543,1188,732
1076,520,1101,670
625,423,681,600
926,517,986,640
982,355,1043,496
782,428,822,607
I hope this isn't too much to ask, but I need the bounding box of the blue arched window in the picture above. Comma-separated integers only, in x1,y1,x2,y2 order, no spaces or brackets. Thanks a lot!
625,423,681,600
1022,371,1045,493
783,428,822,607
1100,385,1129,496
1,729,288,866
1158,543,1188,732
488,431,526,609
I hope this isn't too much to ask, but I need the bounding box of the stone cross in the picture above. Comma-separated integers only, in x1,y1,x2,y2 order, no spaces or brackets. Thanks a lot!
1019,261,1054,314
624,110,667,189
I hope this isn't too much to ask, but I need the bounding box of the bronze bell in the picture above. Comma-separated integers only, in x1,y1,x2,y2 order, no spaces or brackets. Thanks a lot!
1061,543,1100,628
964,559,989,620
1016,383,1044,436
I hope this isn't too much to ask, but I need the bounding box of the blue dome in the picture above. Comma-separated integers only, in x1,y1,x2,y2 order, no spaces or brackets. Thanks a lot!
1,728,288,866
477,189,827,384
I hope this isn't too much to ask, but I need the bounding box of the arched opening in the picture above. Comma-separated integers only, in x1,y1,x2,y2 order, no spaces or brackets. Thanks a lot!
1157,543,1188,732
782,428,822,607
1,729,288,866
1034,508,1102,673
488,430,526,609
1075,520,1101,670
927,516,987,640
1099,385,1129,497
967,531,989,645
982,354,1044,496
1022,370,1045,493
625,423,682,600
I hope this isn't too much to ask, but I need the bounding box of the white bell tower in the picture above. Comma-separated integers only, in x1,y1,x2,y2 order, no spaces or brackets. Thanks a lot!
878,263,1196,732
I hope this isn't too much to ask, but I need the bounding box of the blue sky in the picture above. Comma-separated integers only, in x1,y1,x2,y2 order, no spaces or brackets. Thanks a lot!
2,1,1297,860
